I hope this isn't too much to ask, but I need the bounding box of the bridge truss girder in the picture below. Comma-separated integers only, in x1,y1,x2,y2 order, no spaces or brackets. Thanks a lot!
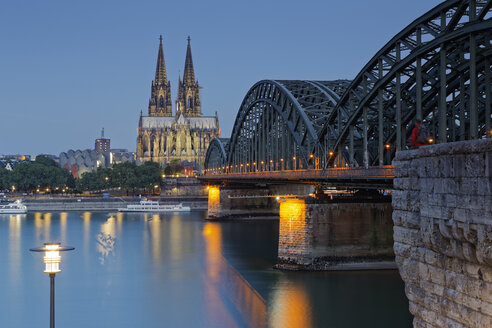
211,80,350,174
321,0,492,168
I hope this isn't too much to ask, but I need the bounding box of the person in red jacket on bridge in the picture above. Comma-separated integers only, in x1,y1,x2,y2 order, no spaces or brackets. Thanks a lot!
411,119,427,148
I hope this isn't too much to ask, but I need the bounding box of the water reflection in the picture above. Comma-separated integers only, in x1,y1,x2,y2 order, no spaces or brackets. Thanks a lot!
8,214,23,286
96,216,116,264
150,214,162,264
0,211,412,328
60,212,68,242
203,222,267,327
34,212,52,244
269,278,312,328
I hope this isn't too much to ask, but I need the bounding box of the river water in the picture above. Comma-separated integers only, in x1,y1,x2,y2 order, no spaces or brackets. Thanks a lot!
0,211,412,327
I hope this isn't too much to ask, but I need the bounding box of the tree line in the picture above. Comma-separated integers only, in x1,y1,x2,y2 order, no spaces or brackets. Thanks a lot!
0,156,75,192
76,161,161,194
0,156,163,195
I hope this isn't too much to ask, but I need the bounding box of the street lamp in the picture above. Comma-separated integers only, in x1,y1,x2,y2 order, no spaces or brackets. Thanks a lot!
30,243,74,328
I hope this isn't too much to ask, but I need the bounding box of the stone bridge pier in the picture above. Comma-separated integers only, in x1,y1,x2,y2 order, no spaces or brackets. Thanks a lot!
393,139,492,327
275,197,395,270
206,184,314,219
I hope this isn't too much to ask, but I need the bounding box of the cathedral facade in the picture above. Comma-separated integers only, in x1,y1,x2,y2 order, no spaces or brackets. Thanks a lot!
136,36,220,167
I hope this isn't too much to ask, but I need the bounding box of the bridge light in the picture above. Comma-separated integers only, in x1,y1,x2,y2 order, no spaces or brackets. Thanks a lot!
328,151,334,157
270,159,273,163
309,154,314,159
280,158,284,162
385,144,391,150
428,138,434,144
292,156,296,160
240,164,243,167
253,162,256,165
261,161,264,165
246,163,249,166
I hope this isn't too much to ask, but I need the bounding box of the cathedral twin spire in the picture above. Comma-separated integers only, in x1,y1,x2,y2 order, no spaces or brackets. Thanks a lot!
148,35,201,117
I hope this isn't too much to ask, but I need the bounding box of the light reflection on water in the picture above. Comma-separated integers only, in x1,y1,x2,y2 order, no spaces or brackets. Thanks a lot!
0,211,412,328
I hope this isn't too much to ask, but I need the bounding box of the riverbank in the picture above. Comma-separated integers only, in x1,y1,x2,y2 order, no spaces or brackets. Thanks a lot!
22,196,208,211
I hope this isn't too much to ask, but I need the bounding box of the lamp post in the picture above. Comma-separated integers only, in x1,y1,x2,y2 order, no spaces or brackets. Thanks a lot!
30,243,74,328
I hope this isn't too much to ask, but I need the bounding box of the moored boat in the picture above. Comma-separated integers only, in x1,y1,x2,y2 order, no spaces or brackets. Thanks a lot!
118,200,191,212
0,200,28,214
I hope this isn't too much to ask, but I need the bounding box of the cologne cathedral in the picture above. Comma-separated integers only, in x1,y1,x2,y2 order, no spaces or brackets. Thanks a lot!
136,36,220,167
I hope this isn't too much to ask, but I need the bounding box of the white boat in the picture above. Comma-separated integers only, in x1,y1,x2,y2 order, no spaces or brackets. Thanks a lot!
118,200,191,212
0,200,27,214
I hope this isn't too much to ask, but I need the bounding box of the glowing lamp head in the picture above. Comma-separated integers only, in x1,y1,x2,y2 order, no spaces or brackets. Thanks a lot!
428,138,434,144
30,243,75,275
385,144,391,150
44,244,61,274
309,154,314,159
329,151,334,157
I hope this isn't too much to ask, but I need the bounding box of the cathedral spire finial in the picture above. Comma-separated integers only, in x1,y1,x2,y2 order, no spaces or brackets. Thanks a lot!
149,35,172,117
183,35,195,85
155,35,168,85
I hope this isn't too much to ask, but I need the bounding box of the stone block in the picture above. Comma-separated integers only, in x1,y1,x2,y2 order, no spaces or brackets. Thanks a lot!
452,155,466,178
480,266,492,283
442,179,459,195
424,249,439,266
393,241,412,258
419,178,435,193
479,281,492,303
464,153,486,177
394,160,411,178
420,205,441,219
428,264,446,286
394,177,420,191
438,155,453,178
394,225,422,246
486,152,492,178
476,313,492,327
459,178,479,195
477,177,492,196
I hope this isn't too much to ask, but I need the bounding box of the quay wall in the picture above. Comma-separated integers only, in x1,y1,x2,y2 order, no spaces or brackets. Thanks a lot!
24,197,207,211
392,139,492,327
277,199,395,270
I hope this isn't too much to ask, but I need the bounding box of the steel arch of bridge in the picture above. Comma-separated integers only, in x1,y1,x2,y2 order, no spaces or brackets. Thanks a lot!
205,79,350,173
204,0,492,175
321,0,492,167
204,138,229,171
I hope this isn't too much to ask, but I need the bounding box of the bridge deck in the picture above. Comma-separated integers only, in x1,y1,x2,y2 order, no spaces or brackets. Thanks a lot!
200,166,394,188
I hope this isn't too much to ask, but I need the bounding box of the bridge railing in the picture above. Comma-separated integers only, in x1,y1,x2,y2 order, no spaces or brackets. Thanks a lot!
202,166,394,180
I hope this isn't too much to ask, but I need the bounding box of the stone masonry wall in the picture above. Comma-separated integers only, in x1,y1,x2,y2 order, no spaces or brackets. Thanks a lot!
277,199,395,270
393,139,492,327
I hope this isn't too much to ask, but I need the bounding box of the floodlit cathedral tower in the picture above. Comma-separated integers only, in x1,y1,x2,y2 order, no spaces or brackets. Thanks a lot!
136,36,220,168
148,35,172,117
176,36,201,117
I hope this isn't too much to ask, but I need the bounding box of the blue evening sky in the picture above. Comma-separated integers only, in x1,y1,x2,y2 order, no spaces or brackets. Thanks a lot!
0,0,441,155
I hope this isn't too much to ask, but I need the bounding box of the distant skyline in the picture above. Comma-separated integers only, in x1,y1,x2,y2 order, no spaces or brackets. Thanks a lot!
0,0,442,155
